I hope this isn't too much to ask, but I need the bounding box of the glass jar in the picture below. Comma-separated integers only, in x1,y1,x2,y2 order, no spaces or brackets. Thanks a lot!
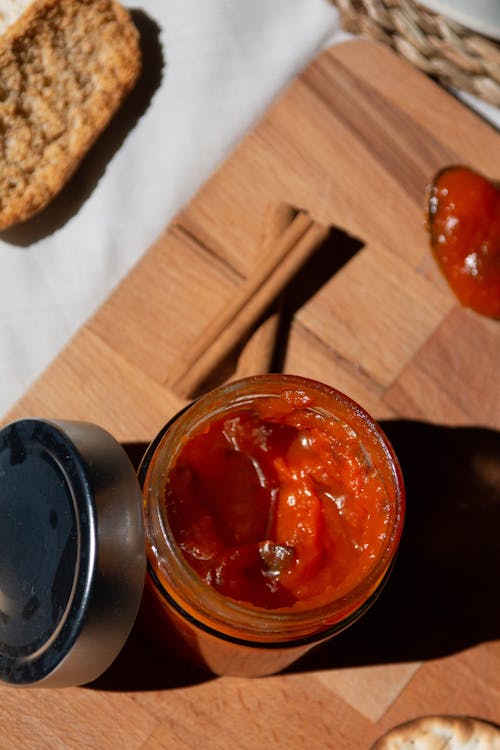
139,374,405,677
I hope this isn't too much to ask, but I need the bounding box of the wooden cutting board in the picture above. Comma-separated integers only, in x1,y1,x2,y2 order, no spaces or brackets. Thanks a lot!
2,40,499,749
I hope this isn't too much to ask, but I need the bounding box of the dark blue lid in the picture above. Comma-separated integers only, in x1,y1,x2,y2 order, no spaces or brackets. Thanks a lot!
0,419,145,687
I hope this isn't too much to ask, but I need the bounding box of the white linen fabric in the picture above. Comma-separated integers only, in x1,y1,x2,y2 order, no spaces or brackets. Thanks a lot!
0,0,497,418
0,0,343,416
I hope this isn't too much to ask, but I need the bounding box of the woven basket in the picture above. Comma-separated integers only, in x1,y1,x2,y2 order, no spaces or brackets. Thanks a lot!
329,0,500,107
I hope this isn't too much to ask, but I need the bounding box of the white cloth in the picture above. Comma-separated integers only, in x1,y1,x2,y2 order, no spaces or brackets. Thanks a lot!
0,0,497,418
0,0,342,416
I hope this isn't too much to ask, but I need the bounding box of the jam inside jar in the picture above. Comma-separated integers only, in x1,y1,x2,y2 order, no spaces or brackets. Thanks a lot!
140,374,405,677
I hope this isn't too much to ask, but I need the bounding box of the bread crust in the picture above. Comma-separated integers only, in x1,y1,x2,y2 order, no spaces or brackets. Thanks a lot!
0,0,141,229
371,715,500,749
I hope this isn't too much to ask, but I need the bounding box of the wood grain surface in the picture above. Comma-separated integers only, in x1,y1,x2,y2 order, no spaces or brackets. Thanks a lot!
2,40,499,749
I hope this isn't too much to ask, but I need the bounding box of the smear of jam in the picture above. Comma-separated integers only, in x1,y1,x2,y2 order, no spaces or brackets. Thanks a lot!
427,165,500,319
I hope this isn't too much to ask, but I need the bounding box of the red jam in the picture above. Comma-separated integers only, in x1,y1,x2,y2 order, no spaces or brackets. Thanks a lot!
164,388,392,611
427,165,500,319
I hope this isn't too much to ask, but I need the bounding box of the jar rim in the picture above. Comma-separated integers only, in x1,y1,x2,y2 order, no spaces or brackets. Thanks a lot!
141,374,405,643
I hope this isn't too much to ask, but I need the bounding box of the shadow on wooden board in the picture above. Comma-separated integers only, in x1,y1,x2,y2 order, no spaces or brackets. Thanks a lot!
295,419,500,673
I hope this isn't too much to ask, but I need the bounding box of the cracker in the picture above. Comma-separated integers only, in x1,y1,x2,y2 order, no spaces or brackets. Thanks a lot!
371,715,500,749
0,0,141,229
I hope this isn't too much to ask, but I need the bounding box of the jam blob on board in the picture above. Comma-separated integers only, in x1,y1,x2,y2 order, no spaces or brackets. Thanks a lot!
427,165,500,319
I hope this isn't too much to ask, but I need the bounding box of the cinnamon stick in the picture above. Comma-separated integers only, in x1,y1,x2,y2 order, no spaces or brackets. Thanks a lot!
168,206,329,398
235,203,296,377
235,298,283,378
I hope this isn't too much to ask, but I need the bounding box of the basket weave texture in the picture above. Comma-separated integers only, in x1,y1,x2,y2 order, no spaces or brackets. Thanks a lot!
330,0,500,107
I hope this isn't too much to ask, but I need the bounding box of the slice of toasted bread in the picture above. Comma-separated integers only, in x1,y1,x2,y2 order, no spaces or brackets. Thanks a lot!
371,715,500,749
0,0,141,229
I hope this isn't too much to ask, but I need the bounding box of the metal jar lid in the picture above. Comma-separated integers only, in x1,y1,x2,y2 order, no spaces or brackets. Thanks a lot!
0,418,145,688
